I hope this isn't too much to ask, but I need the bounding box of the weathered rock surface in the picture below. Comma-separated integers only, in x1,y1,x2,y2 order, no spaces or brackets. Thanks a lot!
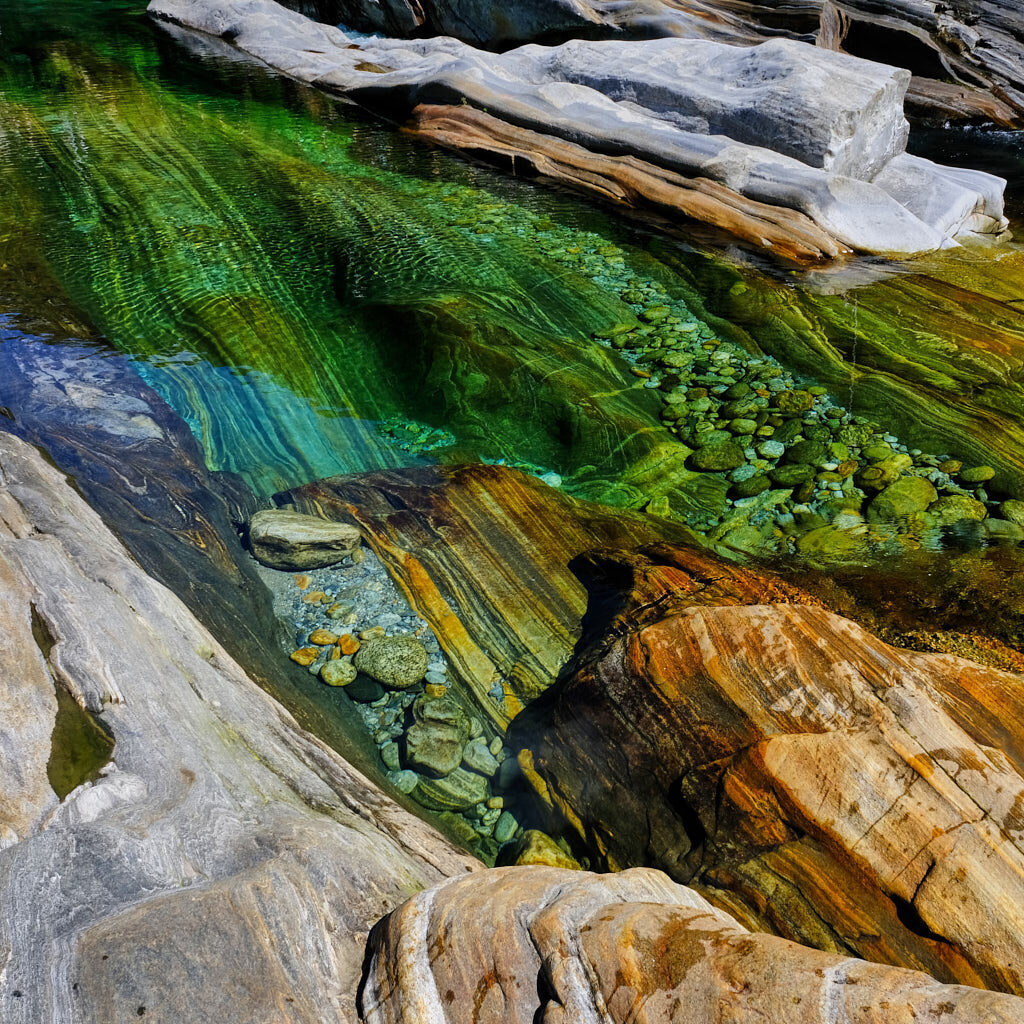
0,432,477,1022
150,0,1008,257
360,866,1024,1023
249,507,361,569
513,543,1024,994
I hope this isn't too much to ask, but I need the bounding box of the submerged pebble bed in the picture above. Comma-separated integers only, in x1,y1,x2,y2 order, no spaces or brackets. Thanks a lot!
253,550,522,861
438,191,1024,564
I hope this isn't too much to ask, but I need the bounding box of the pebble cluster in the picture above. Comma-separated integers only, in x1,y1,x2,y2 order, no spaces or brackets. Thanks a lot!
439,191,1024,563
256,550,522,860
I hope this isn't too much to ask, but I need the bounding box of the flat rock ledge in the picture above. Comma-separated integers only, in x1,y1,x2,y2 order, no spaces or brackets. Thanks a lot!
149,0,1008,259
361,865,1024,1023
0,432,477,1023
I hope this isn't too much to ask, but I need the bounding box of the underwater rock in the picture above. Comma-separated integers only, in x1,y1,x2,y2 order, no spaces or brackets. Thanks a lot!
509,829,581,869
248,508,361,571
354,635,429,689
360,866,1024,1024
512,543,1024,994
320,657,358,686
413,765,489,811
405,693,470,777
0,432,477,1020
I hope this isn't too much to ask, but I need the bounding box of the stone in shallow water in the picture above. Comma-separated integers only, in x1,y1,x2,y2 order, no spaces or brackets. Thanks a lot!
248,509,360,570
354,635,429,689
1000,499,1024,527
689,440,745,472
320,658,357,687
387,769,420,794
494,810,519,844
346,676,386,702
405,695,470,777
462,737,500,777
511,830,581,870
414,766,489,811
960,464,997,484
867,476,937,522
929,494,988,526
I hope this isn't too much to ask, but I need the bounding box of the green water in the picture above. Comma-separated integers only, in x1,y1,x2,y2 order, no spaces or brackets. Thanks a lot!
4,0,1024,556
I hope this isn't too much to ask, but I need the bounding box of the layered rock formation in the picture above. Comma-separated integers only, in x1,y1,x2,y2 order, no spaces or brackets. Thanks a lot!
512,543,1024,993
361,866,1024,1022
293,0,1024,129
150,0,1008,257
284,464,705,728
0,431,477,1022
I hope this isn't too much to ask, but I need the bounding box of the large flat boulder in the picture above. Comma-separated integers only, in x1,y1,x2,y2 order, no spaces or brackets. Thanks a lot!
0,432,477,1021
361,866,1024,1022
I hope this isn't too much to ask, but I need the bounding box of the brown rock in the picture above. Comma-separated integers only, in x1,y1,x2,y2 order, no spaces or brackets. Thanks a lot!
289,647,319,667
308,628,339,646
361,867,1024,1023
513,544,1024,994
337,633,360,655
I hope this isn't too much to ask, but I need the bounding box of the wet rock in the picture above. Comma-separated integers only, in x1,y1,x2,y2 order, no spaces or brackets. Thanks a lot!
768,463,815,487
379,741,401,771
462,737,499,777
405,695,470,777
511,830,581,870
320,658,357,687
413,766,489,811
1001,499,1024,527
289,647,318,667
929,495,989,526
960,465,997,484
387,769,420,794
689,440,746,471
494,810,519,844
309,628,338,645
866,475,937,521
795,524,869,564
346,676,386,702
248,509,360,570
354,635,429,689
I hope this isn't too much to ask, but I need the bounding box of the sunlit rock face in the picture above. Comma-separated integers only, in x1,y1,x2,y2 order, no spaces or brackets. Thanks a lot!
149,0,1008,256
360,866,1024,1023
512,543,1024,994
0,432,477,1021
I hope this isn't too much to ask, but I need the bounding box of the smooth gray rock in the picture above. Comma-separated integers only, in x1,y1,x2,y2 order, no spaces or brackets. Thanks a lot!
248,508,360,570
532,36,911,179
149,0,1008,256
0,433,476,1023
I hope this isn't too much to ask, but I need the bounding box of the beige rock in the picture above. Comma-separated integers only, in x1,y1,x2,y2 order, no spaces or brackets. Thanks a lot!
361,867,1024,1023
248,508,360,570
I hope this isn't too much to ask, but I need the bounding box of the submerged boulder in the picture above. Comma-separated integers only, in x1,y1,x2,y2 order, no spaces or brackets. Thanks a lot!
248,508,361,569
354,635,429,689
